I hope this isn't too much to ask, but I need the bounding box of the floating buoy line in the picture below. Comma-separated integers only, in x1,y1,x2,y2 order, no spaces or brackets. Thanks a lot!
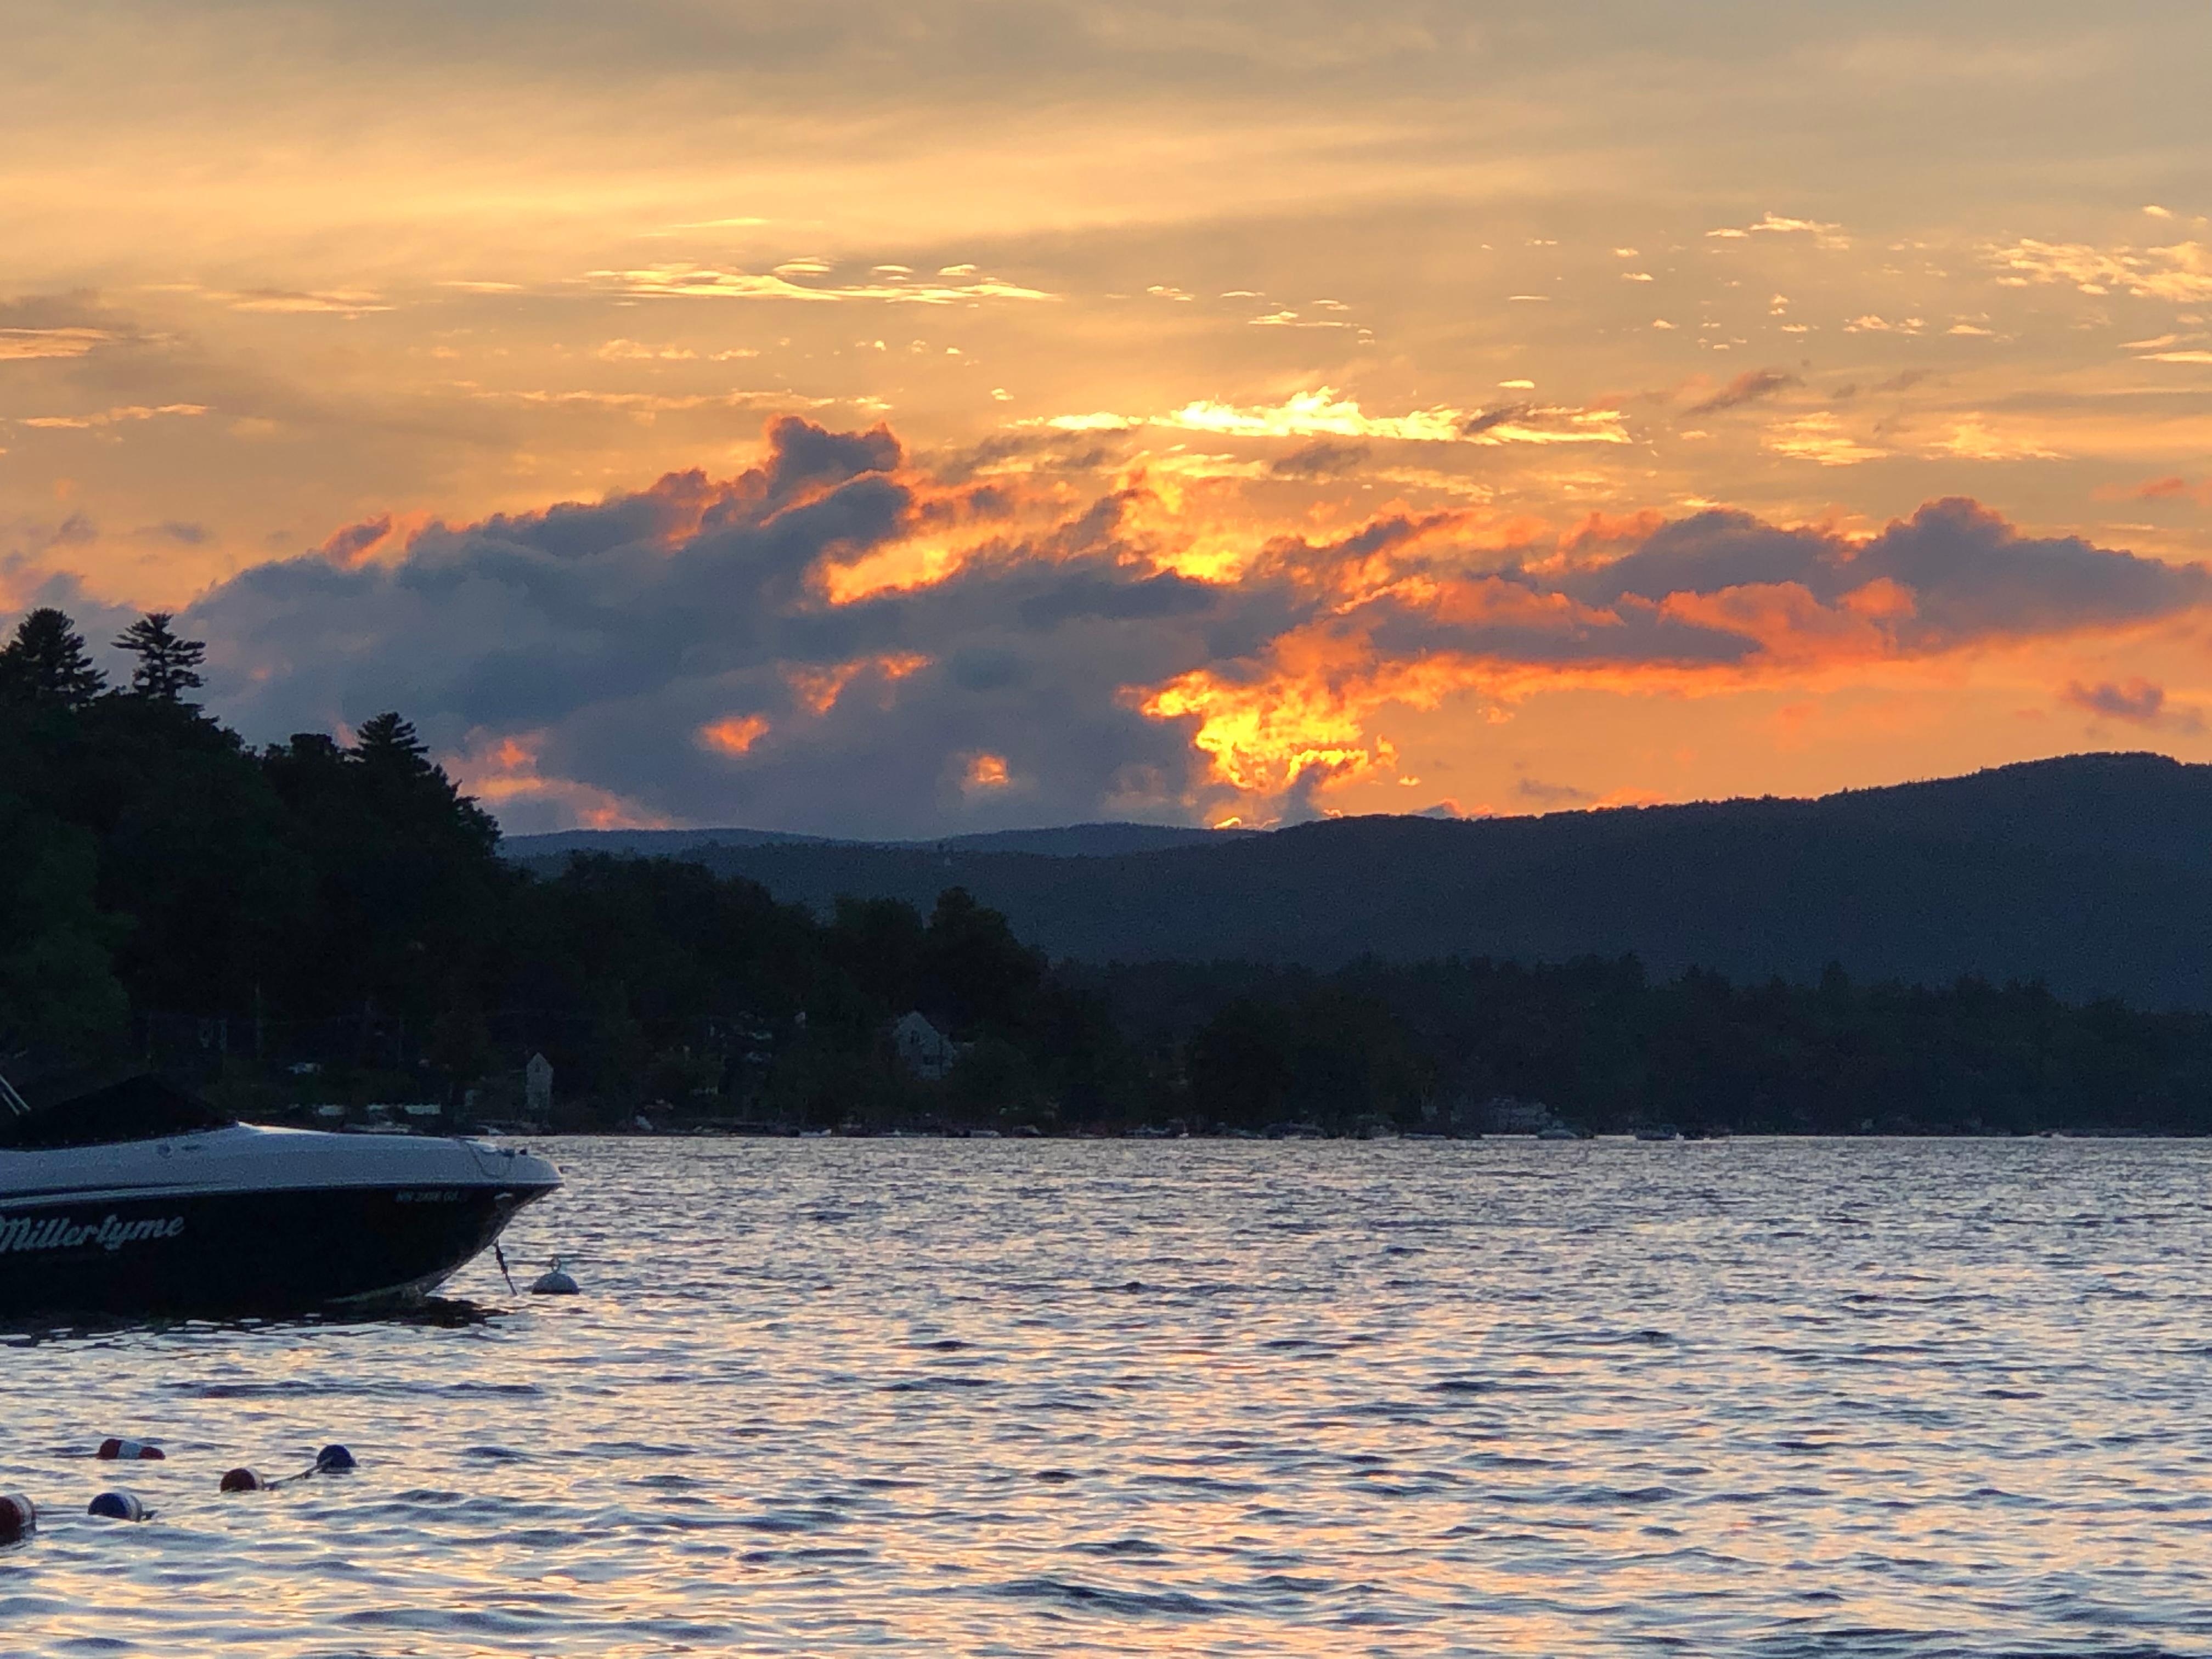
8,1228,581,1545
0,1439,364,1535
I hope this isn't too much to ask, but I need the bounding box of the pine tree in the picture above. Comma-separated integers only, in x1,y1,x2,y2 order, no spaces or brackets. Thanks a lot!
353,710,428,769
0,608,107,708
112,612,207,703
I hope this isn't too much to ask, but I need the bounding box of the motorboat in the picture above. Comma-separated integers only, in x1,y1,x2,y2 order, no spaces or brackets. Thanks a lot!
0,1071,560,1322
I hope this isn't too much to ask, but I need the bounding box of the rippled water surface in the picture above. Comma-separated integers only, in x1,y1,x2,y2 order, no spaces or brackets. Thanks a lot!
8,1137,2212,1656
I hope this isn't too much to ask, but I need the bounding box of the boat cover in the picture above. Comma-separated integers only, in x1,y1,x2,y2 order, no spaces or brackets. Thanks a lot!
0,1075,235,1150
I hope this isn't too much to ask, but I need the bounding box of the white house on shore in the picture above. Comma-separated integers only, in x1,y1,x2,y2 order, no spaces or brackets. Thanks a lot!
891,1012,960,1081
525,1052,554,1119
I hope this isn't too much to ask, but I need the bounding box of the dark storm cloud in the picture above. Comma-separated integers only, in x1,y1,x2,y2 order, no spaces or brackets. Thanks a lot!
140,419,2212,837
1015,570,1216,628
1852,499,2207,645
1558,499,2209,649
182,417,1232,834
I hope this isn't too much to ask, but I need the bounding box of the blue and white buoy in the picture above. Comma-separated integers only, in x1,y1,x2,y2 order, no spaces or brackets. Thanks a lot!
86,1490,146,1521
314,1444,357,1475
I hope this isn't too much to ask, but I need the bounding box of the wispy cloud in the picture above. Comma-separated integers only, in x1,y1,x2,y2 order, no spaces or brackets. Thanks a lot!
1763,413,1886,466
0,327,114,360
1685,369,1802,415
222,289,390,316
1928,416,2061,462
1037,388,1629,446
2096,475,2212,506
465,388,831,414
590,264,1054,304
1988,238,2212,301
1706,213,1849,250
16,403,207,430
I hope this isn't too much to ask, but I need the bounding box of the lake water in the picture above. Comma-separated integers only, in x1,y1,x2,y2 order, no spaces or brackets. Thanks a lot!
5,1137,2212,1657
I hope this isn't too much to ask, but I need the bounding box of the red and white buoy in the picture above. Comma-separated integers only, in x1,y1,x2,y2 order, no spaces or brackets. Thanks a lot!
0,1494,35,1544
95,1438,165,1462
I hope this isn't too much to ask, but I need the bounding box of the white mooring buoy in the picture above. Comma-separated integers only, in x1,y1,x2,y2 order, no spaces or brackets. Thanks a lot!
531,1256,579,1295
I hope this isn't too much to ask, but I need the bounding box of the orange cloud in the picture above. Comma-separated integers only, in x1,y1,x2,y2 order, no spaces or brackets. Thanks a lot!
2095,475,2212,506
445,730,675,830
1039,387,1630,447
1141,624,1486,799
963,753,1011,789
0,327,113,360
589,264,1053,304
699,713,770,754
787,652,931,713
1657,578,1915,666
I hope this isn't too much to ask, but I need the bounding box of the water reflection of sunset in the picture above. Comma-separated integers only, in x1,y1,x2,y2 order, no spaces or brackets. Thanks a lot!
7,1138,2200,1653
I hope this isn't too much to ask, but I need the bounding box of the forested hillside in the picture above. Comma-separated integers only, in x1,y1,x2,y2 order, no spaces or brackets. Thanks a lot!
532,753,2212,1008
9,602,2212,1136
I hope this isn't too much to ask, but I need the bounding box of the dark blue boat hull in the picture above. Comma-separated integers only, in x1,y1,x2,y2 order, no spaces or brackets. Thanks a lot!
0,1182,552,1322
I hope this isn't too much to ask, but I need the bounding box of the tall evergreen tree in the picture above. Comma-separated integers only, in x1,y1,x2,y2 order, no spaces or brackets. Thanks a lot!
113,612,207,703
353,710,428,769
0,608,106,708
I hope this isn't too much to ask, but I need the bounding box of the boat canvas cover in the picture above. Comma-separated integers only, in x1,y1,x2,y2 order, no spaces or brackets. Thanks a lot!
0,1075,235,1150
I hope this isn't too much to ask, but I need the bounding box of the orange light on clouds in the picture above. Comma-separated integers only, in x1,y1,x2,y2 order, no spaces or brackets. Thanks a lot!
1141,627,1492,799
698,713,771,755
13,3,2212,837
787,651,932,714
444,730,674,830
820,539,967,603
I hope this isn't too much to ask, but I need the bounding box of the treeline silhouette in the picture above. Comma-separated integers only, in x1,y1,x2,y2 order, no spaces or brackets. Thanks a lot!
4,604,2211,1135
567,751,2212,1008
1085,957,2212,1136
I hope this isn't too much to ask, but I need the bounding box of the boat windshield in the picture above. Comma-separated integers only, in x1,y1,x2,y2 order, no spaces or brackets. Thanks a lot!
0,1075,236,1150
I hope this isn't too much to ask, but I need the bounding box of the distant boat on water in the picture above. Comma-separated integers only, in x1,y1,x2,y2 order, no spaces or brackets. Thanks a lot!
1634,1124,1682,1142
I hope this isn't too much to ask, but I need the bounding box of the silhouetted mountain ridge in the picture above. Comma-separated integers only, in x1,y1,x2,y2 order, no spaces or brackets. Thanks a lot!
505,820,1250,860
512,754,2212,1006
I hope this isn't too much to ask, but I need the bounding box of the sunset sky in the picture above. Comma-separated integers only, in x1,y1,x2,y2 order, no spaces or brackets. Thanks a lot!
7,1,2212,834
